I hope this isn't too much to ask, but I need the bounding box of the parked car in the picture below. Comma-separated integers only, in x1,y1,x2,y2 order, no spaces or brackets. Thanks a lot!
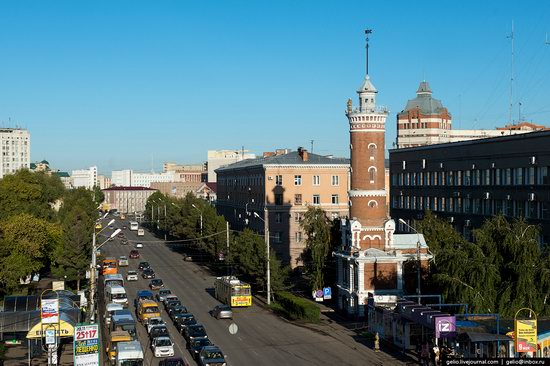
197,345,225,366
121,238,129,245
126,270,138,281
159,357,186,366
211,304,233,320
187,338,212,360
182,253,193,262
118,256,129,267
165,300,182,313
142,268,155,279
136,242,143,248
174,314,197,334
156,289,172,302
149,325,170,340
117,232,125,238
163,295,178,306
169,306,188,322
146,317,166,334
149,279,164,290
183,324,208,343
151,336,174,358
129,250,140,259
138,261,150,270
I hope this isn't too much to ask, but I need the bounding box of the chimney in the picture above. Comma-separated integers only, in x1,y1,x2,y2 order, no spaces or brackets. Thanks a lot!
298,147,309,161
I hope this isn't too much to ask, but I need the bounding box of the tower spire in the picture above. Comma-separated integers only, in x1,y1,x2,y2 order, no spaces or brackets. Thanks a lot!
365,29,372,75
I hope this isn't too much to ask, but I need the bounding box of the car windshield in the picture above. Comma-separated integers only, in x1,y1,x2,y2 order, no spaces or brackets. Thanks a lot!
204,350,223,359
166,361,184,366
160,289,171,295
128,271,137,275
193,339,210,348
190,326,205,335
120,361,143,366
156,338,172,347
145,306,159,313
112,293,127,299
150,318,164,326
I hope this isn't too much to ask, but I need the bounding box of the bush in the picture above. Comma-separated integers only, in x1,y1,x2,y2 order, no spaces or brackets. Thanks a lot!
273,291,320,323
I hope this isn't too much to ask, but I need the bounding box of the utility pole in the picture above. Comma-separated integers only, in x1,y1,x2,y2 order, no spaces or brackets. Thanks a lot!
507,21,515,125
164,205,167,241
226,221,230,275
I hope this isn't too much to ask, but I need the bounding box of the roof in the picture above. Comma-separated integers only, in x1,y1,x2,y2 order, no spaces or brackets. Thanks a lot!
357,75,377,93
205,182,217,192
103,186,156,191
392,234,428,248
54,171,70,178
462,332,511,343
400,81,448,115
215,150,349,173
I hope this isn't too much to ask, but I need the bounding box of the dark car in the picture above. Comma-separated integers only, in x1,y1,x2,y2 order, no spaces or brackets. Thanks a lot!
149,279,164,290
183,324,208,343
198,346,225,366
134,290,154,307
169,306,189,322
175,314,197,334
142,268,155,279
187,338,212,360
156,289,172,302
117,232,125,239
149,324,170,340
159,357,186,366
129,250,140,259
165,299,181,312
138,261,150,270
121,238,129,245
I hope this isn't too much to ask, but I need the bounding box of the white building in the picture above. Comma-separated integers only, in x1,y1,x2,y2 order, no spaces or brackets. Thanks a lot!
207,150,255,182
111,169,174,188
71,166,98,189
0,128,30,179
111,169,133,187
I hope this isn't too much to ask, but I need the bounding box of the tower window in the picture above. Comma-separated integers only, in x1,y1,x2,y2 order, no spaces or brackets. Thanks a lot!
369,167,377,183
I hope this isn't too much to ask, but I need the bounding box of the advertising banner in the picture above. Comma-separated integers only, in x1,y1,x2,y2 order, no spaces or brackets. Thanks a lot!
434,316,456,338
74,324,100,366
41,299,59,324
515,319,537,353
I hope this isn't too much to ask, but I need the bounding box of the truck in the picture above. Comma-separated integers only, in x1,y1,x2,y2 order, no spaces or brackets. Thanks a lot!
106,330,132,365
115,340,143,366
111,313,137,338
136,299,160,324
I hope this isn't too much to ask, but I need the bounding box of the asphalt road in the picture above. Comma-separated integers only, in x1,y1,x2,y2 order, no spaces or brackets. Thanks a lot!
100,218,398,366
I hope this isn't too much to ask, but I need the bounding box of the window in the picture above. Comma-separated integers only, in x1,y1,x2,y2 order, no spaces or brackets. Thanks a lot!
538,167,548,185
275,175,283,185
541,202,549,219
369,167,376,183
484,169,490,185
368,143,376,161
294,194,302,205
294,175,302,185
495,169,501,185
275,212,282,223
295,212,303,223
528,167,535,185
275,194,283,205
331,175,339,186
312,175,320,186
505,168,512,185
313,195,320,205
273,232,282,243
515,168,523,185
515,201,525,217
295,231,302,242
331,194,339,204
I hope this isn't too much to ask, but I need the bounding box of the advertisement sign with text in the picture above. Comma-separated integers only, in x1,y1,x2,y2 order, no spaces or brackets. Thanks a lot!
74,324,100,366
434,316,456,338
515,319,537,353
41,299,59,324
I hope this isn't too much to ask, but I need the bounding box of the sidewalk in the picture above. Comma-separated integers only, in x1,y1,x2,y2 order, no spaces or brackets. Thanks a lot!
255,294,419,366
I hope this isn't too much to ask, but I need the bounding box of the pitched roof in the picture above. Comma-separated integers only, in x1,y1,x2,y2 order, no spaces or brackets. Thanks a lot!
102,186,156,191
54,171,70,178
215,150,349,172
401,81,448,116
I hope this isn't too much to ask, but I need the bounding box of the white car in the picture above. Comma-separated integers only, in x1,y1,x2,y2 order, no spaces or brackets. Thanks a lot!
136,243,143,248
118,256,129,267
126,270,138,281
146,317,166,334
151,336,174,358
105,303,124,325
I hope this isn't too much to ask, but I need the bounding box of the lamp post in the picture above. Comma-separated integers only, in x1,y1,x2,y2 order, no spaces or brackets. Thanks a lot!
398,218,422,303
191,204,203,236
90,220,120,322
254,211,271,305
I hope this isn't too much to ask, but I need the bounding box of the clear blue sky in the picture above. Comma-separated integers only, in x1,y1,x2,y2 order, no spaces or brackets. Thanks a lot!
1,1,549,174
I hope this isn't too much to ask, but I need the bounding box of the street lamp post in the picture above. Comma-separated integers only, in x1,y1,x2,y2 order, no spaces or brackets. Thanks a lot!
254,210,271,305
90,220,120,322
398,218,422,304
191,204,203,236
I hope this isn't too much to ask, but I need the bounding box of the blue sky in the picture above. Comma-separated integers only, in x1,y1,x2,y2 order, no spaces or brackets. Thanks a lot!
1,1,549,174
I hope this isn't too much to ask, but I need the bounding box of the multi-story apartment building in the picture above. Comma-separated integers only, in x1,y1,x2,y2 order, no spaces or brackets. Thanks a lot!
396,82,546,148
71,166,98,189
111,169,132,187
0,128,30,179
216,148,349,266
390,130,550,244
132,171,174,188
102,186,156,214
208,149,255,183
97,175,112,189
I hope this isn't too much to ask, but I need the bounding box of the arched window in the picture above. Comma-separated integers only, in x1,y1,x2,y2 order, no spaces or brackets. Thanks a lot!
369,167,376,183
368,143,377,161
368,200,378,208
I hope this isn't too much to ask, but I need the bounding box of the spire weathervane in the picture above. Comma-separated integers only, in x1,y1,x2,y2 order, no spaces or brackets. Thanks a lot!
365,29,373,75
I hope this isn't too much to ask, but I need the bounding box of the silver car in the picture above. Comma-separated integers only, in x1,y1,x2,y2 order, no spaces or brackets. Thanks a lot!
211,304,233,319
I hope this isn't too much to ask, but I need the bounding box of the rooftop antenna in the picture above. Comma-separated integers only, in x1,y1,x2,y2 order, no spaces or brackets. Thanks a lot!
365,29,373,75
310,140,314,153
507,21,515,125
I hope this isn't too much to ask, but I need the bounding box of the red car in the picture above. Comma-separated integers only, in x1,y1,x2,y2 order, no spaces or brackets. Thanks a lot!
129,250,140,259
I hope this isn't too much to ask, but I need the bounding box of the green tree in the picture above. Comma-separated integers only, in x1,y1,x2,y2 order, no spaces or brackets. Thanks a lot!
0,213,62,291
299,206,332,291
92,186,105,207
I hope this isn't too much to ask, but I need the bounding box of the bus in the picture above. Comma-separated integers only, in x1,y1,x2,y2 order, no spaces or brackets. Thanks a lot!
103,258,118,275
214,276,252,307
129,221,139,231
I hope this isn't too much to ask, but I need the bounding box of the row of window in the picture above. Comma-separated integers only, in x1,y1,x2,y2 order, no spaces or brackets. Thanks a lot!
283,175,341,186
393,195,549,220
273,211,341,224
274,193,341,206
393,166,550,187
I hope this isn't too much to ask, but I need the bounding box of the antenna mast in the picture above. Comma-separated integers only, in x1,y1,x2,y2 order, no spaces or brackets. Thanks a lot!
507,21,515,125
365,29,372,75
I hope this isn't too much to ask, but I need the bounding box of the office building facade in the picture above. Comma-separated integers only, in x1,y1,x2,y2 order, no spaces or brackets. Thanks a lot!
0,128,30,179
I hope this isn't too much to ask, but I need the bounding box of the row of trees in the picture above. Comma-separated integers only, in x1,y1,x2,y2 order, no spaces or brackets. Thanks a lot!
0,170,100,295
144,192,288,294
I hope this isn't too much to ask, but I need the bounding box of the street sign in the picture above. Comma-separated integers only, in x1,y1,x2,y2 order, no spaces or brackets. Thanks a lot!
228,323,238,335
45,329,56,345
74,324,100,366
323,287,332,300
41,299,59,324
515,319,537,353
313,289,324,302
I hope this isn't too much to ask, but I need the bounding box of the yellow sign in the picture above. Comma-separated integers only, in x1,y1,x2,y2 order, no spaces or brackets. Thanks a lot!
26,320,74,339
231,296,252,307
515,319,537,353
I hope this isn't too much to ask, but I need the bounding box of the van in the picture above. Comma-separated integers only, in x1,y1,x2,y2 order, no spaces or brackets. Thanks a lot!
115,341,143,366
105,303,124,325
104,274,124,289
137,228,145,236
106,285,128,307
106,330,132,364
137,299,161,324
111,313,136,338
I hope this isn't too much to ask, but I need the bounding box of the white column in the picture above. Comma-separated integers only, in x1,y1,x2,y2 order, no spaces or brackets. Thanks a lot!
349,263,354,292
397,261,403,292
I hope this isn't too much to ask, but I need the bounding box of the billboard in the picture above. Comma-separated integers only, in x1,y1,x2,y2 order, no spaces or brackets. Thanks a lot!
74,324,100,366
41,299,59,324
515,319,537,353
434,316,456,338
